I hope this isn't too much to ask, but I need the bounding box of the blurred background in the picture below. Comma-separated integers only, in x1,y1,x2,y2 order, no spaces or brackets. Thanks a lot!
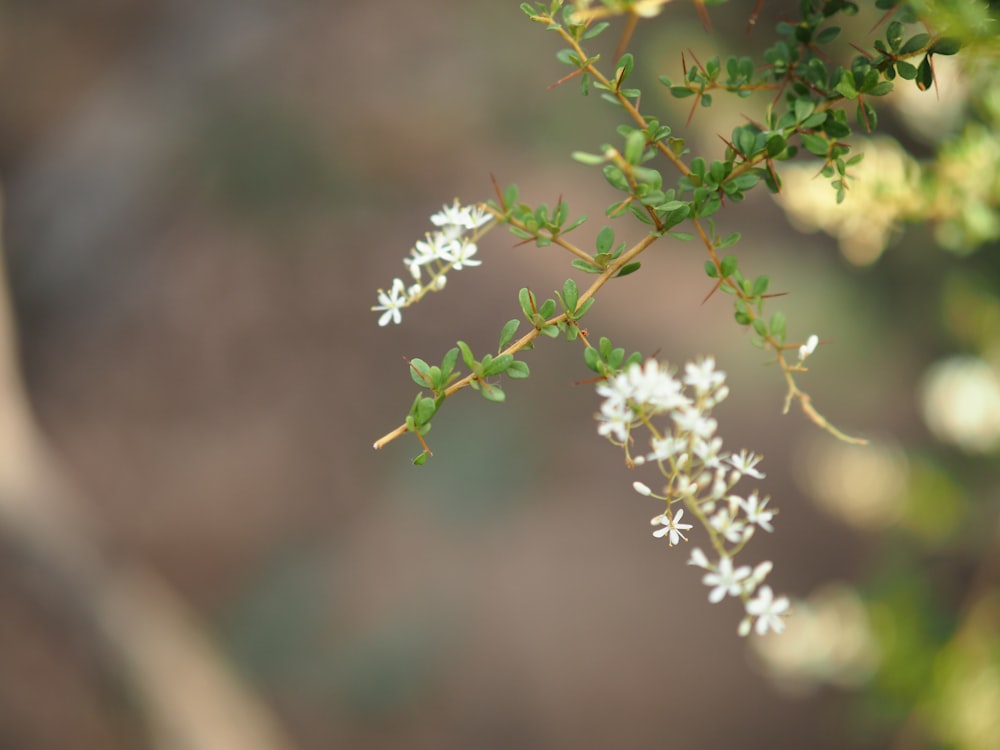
1,1,999,748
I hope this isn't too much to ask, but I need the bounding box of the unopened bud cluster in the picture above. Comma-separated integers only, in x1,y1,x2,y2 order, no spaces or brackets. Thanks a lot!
597,357,790,635
371,200,493,326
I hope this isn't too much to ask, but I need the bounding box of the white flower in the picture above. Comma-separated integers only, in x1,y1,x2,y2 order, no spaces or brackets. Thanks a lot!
626,360,689,412
647,434,686,462
415,232,456,263
702,556,751,603
688,547,711,569
596,392,632,443
651,509,693,545
683,356,727,396
743,560,774,594
709,508,747,544
465,204,492,229
693,436,724,469
745,585,790,635
372,278,408,326
727,449,765,479
739,491,775,532
674,474,698,497
672,406,718,439
430,199,470,228
798,334,819,362
443,238,481,270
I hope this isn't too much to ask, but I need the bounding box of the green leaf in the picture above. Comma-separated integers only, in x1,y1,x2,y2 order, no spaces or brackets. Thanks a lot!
624,129,646,165
801,112,828,129
572,151,606,165
503,184,519,207
616,262,641,277
801,133,829,157
728,173,759,191
576,298,595,318
599,336,613,360
930,37,961,56
456,340,477,370
768,311,787,341
416,397,437,425
794,98,816,123
595,226,615,253
899,33,930,56
718,232,741,250
409,358,432,387
752,319,767,337
412,451,429,466
916,55,933,91
603,166,629,191
816,26,840,44
752,275,770,296
498,319,520,352
705,261,719,278
766,134,787,157
538,298,557,318
571,258,602,274
479,382,506,402
896,60,918,79
720,255,738,277
670,86,696,98
615,52,635,83
886,20,903,51
507,360,530,379
562,278,580,313
441,347,459,376
835,71,858,99
582,21,609,40
518,288,537,319
483,354,514,376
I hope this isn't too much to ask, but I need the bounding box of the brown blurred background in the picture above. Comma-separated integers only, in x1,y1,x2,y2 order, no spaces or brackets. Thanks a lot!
0,1,941,748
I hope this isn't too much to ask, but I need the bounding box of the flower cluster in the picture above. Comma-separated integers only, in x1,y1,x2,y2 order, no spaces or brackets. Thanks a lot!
371,200,493,326
597,357,790,635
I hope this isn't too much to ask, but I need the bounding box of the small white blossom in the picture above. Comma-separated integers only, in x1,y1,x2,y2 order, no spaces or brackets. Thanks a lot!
596,393,632,443
443,238,481,270
415,232,455,263
430,199,471,228
647,435,686,462
702,556,751,603
709,509,747,544
651,509,693,546
798,334,819,362
683,356,726,397
743,560,774,594
674,474,698,497
465,204,492,229
727,449,765,479
693,436,725,469
739,491,775,532
672,406,718,439
627,360,690,412
745,585,790,635
372,278,408,326
688,547,711,569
